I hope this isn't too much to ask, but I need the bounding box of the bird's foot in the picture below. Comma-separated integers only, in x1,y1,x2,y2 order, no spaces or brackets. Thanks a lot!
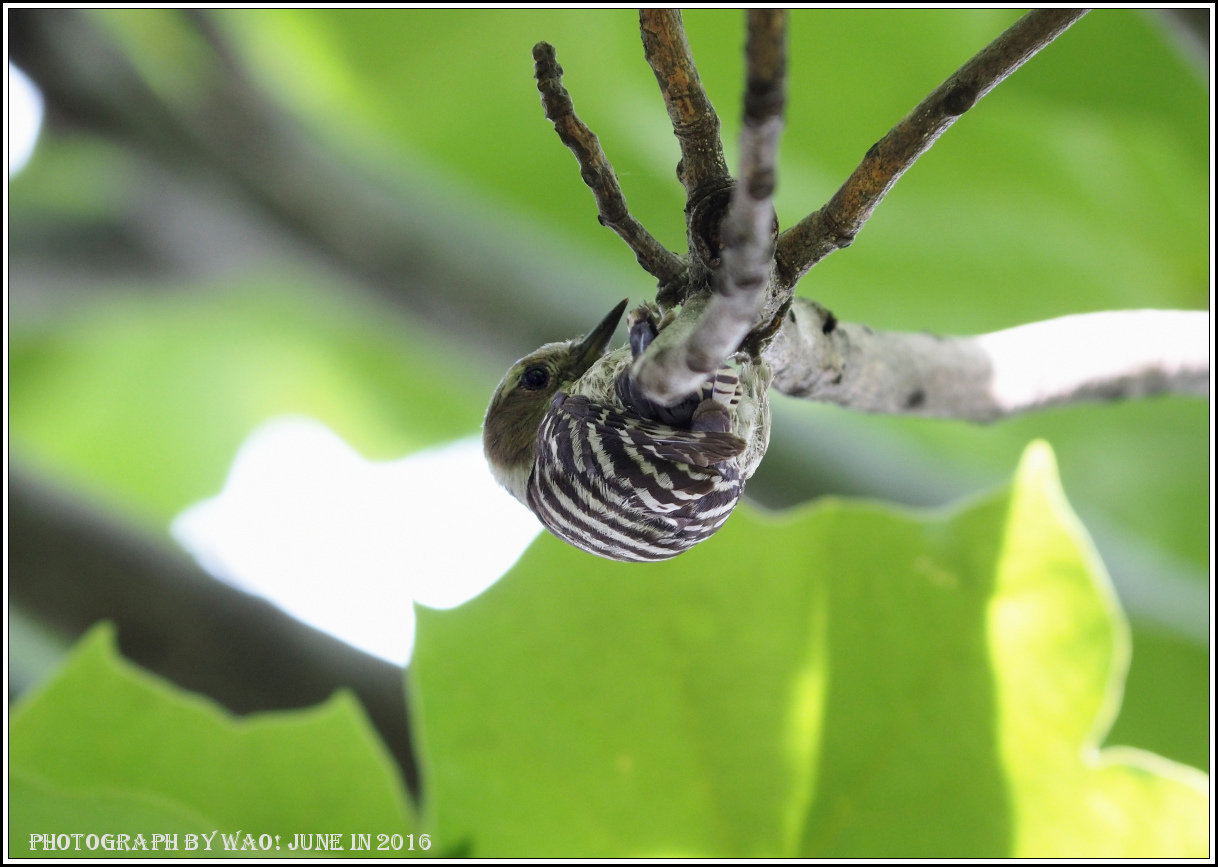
627,301,676,359
691,398,731,433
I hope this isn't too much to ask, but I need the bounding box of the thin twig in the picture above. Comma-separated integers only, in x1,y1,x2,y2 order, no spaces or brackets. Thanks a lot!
639,9,730,200
633,10,787,404
767,301,1208,421
533,42,687,290
774,8,1089,290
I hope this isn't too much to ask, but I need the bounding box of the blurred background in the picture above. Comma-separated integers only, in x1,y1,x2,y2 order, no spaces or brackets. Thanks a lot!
7,9,1210,792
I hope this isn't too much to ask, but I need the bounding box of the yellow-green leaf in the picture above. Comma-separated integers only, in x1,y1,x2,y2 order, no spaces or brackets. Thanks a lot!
410,442,1207,857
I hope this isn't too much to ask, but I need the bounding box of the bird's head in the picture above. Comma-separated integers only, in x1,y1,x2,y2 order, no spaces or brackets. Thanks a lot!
483,299,629,504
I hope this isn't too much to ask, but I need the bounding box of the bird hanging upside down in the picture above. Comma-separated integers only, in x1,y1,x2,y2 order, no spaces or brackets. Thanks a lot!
483,299,771,562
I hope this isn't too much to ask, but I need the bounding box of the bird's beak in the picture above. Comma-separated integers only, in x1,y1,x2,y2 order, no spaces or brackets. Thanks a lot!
572,298,629,374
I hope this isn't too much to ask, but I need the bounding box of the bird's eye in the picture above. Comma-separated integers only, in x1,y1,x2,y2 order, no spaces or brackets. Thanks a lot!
520,366,550,390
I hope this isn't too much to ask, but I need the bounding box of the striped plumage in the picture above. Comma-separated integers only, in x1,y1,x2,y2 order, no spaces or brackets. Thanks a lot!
483,300,771,563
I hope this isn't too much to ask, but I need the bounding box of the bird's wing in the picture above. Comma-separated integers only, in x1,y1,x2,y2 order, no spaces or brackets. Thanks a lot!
555,394,745,470
532,394,746,560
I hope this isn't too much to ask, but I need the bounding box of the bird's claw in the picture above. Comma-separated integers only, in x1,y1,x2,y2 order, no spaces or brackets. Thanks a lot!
627,301,675,359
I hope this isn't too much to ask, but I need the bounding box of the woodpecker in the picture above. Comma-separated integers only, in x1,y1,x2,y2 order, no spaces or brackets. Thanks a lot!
483,299,771,562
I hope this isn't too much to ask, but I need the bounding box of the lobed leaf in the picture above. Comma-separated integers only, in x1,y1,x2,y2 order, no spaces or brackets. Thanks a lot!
9,624,416,858
410,441,1207,857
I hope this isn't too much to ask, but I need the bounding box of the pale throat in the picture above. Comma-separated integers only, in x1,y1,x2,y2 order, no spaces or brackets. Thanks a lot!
488,452,534,506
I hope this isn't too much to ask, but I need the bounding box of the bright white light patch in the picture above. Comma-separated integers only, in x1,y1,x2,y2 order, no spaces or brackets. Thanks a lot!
9,63,44,176
172,418,542,666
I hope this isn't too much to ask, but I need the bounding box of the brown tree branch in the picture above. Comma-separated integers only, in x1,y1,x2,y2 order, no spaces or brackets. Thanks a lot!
639,9,730,201
774,8,1089,290
634,9,788,403
532,41,687,293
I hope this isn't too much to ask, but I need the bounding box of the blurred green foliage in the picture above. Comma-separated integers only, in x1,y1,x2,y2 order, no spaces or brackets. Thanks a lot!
10,281,486,527
7,9,1210,857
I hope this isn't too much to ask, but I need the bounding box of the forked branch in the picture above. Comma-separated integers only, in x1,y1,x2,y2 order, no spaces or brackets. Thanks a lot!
633,9,787,404
535,9,1207,418
774,8,1089,289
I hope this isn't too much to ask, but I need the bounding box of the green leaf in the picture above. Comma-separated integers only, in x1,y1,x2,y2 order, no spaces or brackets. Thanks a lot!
410,441,1206,857
985,444,1207,856
10,768,217,859
10,624,416,855
1106,624,1211,770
